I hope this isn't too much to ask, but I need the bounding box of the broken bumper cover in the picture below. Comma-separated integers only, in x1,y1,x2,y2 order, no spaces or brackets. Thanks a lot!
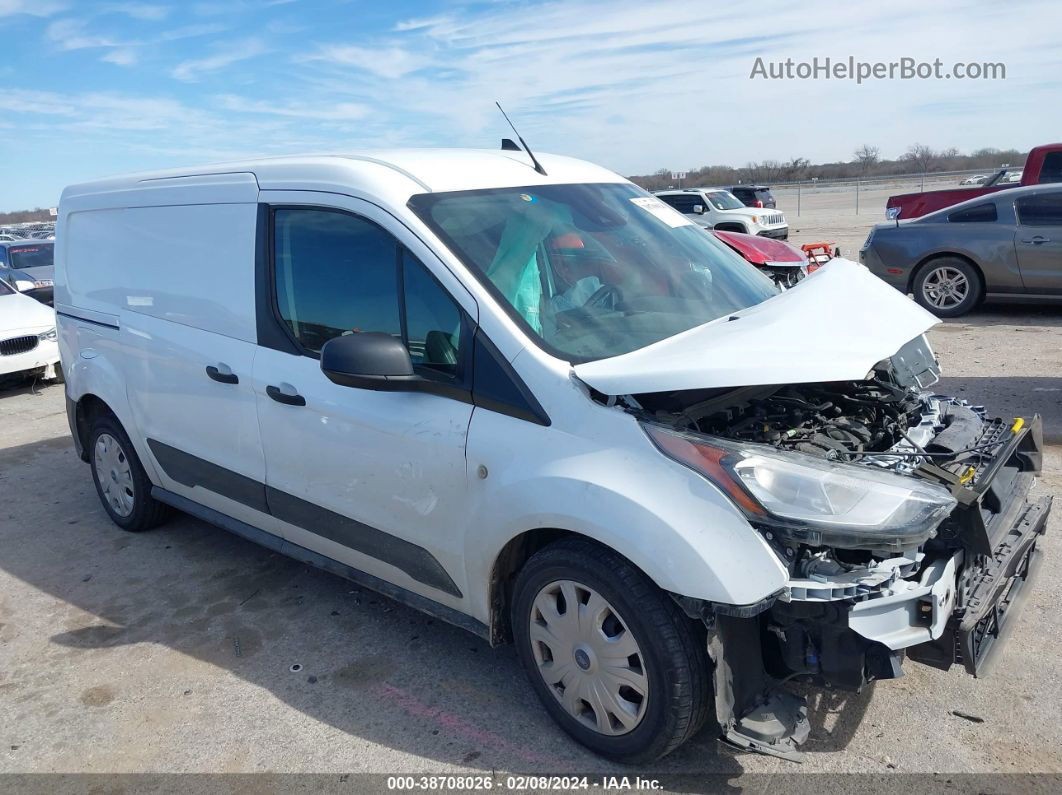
862,413,1051,675
712,414,1050,762
908,493,1050,676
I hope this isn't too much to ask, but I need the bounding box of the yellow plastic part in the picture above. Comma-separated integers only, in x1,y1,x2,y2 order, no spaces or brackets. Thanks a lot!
960,466,976,484
1012,418,1025,433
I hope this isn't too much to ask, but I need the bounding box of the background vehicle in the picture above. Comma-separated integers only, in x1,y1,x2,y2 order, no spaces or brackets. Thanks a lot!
862,184,1062,317
960,175,987,186
0,240,54,304
57,150,1047,765
886,142,1062,219
655,188,788,238
0,277,60,383
729,184,776,209
0,262,53,305
711,228,807,289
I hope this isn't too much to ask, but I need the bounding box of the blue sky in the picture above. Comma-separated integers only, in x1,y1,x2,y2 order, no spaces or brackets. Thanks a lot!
0,0,1059,210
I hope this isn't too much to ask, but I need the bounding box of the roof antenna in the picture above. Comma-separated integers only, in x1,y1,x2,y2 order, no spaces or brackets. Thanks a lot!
495,101,547,176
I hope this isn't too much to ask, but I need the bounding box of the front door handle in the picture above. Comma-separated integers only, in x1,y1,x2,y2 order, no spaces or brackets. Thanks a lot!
266,384,306,406
1021,235,1051,244
206,364,238,384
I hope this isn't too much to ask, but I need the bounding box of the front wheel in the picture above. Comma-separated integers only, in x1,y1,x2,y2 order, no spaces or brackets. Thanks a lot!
912,257,982,317
511,538,711,763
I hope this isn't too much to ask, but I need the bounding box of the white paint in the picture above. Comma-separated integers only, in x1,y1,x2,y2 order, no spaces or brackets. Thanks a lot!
574,258,940,395
55,150,940,633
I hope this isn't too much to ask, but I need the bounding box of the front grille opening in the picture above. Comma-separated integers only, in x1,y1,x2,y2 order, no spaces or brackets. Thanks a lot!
0,335,38,356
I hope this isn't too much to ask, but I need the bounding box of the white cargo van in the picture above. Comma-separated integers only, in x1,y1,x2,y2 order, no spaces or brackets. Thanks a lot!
57,149,1049,763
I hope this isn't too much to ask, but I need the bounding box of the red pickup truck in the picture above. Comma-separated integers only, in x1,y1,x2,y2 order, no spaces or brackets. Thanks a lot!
885,143,1062,219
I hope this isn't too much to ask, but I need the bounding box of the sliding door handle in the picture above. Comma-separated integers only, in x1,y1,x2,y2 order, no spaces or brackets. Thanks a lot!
205,365,238,384
266,384,306,406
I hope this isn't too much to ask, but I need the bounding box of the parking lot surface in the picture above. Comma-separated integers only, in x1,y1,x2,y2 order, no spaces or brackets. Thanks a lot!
2,191,1061,780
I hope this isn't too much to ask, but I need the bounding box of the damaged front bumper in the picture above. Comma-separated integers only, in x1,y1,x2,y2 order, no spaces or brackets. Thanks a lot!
703,414,1051,761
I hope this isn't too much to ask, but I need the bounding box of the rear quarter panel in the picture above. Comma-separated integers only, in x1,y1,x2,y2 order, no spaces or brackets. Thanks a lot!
868,215,1023,292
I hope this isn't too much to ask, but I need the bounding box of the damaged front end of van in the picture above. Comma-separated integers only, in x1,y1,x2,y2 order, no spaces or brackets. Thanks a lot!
577,260,1050,761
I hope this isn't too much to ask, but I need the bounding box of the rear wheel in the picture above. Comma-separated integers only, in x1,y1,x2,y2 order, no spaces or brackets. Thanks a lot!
511,538,710,763
913,257,982,317
88,414,169,532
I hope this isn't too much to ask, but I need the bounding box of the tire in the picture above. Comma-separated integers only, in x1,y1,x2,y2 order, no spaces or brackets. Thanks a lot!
511,538,710,763
912,257,982,317
88,413,169,532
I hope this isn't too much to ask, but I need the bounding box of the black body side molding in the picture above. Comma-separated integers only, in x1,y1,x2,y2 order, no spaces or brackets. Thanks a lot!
148,439,269,514
146,438,461,597
151,487,486,640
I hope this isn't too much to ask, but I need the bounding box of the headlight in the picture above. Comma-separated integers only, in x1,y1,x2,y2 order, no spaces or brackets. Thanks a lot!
38,328,57,342
643,424,956,551
886,207,901,220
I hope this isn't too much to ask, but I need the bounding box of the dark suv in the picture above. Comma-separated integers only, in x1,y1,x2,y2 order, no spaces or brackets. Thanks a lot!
730,185,776,209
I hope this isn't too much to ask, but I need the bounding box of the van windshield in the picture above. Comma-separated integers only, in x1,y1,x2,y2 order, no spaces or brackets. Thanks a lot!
409,183,777,362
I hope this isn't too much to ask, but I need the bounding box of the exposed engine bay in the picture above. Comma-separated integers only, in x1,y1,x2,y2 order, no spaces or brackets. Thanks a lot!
637,367,999,480
620,335,1050,761
757,263,807,291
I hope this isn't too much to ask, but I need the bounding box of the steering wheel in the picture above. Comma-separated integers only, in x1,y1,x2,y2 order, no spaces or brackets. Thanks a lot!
584,283,622,312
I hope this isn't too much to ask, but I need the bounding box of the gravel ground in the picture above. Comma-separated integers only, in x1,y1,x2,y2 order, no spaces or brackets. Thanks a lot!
1,187,1060,787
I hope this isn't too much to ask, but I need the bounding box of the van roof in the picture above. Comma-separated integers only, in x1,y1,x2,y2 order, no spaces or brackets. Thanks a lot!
60,148,627,209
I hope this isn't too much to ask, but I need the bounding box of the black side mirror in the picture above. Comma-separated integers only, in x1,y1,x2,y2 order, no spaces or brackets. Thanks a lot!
320,332,416,391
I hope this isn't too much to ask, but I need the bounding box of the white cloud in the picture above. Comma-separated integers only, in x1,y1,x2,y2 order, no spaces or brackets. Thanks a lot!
289,0,1062,174
217,94,369,121
299,44,429,79
45,18,122,50
102,48,139,66
393,14,452,33
0,0,65,17
172,38,267,81
105,3,170,21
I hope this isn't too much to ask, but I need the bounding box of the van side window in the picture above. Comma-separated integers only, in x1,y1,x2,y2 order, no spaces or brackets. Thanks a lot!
272,208,463,378
274,209,401,353
402,248,462,376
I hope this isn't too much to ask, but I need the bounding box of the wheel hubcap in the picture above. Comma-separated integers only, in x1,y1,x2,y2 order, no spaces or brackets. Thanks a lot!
923,266,970,309
94,433,135,518
529,580,648,736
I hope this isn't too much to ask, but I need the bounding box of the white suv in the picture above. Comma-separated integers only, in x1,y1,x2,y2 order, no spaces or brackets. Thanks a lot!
655,188,788,238
56,149,1047,763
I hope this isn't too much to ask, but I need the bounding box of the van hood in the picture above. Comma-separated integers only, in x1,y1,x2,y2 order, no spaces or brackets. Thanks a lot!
572,258,939,396
0,290,55,334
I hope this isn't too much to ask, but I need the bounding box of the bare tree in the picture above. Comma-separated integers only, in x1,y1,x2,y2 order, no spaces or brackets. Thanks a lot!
853,144,880,175
780,157,809,182
903,143,938,174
